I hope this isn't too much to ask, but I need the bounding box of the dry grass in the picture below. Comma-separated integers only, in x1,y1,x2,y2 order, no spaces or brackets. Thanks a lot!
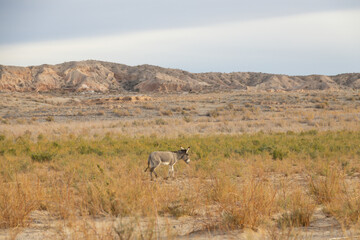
0,131,359,238
0,90,360,238
0,175,45,228
309,166,360,226
210,175,277,229
277,188,316,228
1,91,360,138
113,109,132,117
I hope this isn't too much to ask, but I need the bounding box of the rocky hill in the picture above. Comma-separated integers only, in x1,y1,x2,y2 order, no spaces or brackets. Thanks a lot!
0,60,359,92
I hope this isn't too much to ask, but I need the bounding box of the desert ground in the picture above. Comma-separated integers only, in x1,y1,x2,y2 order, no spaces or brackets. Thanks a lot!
0,90,359,137
0,90,360,239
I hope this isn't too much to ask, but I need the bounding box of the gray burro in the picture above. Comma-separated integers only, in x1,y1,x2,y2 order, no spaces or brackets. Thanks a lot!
144,147,190,180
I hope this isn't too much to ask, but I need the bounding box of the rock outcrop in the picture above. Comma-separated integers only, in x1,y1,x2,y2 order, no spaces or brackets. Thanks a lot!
0,60,359,92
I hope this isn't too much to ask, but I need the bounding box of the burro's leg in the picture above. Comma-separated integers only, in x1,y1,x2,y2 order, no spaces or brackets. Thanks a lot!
171,165,175,178
150,167,158,181
168,165,173,179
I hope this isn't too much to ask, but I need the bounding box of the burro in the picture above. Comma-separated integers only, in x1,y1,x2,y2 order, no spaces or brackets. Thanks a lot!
144,147,190,180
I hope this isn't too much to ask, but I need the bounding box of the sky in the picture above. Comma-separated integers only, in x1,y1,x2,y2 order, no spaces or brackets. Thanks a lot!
0,0,359,75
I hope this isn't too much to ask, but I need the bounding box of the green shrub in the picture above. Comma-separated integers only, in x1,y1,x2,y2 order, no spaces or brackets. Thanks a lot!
8,148,17,156
78,145,104,156
31,152,54,162
272,149,287,160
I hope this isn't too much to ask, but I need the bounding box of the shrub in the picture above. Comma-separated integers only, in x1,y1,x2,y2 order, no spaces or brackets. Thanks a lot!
45,116,54,122
0,118,9,124
211,176,277,229
207,109,220,118
315,102,328,109
171,107,182,112
78,145,104,156
183,116,192,123
155,118,167,125
31,152,55,162
309,167,360,225
272,149,287,160
309,167,343,204
113,109,131,117
142,103,158,110
0,176,44,228
37,134,44,141
97,110,105,116
16,119,26,124
160,109,173,116
278,189,315,228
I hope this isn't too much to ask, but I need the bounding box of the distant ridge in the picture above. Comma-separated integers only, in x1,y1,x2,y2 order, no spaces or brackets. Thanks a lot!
0,60,359,92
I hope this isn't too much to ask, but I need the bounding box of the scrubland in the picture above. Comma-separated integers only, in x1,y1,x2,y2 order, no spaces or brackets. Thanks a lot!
1,90,360,138
0,90,360,239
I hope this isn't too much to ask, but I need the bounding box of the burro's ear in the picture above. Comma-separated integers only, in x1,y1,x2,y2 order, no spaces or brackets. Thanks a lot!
181,146,185,150
186,147,190,154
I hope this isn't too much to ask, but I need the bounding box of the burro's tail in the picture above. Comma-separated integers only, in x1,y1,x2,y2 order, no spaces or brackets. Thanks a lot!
144,157,150,172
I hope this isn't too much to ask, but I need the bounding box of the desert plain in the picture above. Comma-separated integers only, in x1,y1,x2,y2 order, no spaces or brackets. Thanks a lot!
0,88,360,239
0,61,360,239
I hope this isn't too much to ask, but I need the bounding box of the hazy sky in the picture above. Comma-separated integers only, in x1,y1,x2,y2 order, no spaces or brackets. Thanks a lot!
0,0,359,75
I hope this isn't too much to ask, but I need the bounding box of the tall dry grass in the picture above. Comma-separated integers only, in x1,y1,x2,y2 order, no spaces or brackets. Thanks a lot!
0,174,45,228
0,130,360,238
309,166,360,226
210,175,277,229
277,188,316,228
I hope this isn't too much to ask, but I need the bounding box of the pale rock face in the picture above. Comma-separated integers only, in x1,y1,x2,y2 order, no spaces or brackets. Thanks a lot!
0,60,359,92
33,67,62,92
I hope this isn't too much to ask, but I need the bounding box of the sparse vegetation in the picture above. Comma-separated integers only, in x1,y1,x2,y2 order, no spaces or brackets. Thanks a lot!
160,109,173,116
31,151,55,162
45,116,54,122
155,118,167,125
0,91,360,238
278,189,316,228
207,109,220,118
113,109,132,117
0,130,359,238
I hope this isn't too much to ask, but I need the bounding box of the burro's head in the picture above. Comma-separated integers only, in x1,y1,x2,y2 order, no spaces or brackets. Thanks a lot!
180,146,190,164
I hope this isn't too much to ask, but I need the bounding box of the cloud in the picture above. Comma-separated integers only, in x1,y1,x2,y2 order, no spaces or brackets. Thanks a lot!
2,0,358,45
0,9,359,74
